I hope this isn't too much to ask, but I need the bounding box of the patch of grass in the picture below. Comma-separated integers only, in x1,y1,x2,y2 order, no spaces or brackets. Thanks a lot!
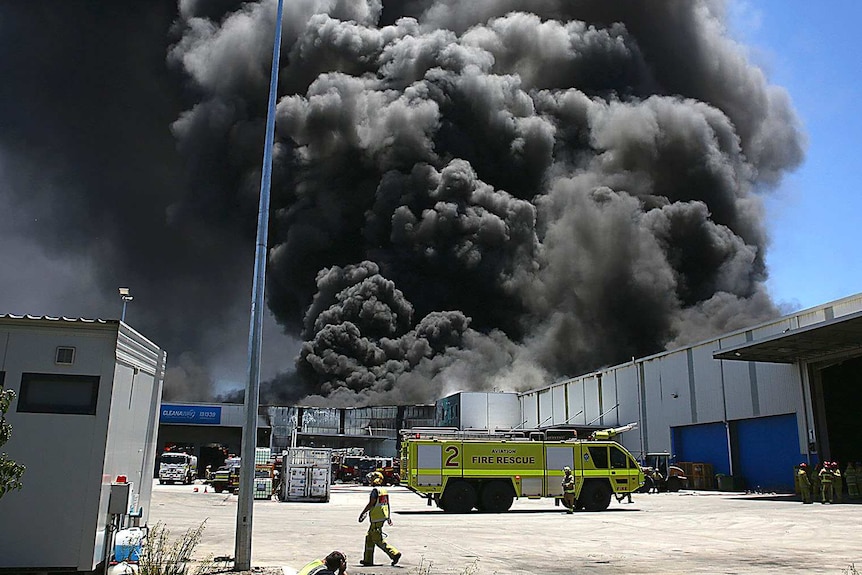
137,521,212,575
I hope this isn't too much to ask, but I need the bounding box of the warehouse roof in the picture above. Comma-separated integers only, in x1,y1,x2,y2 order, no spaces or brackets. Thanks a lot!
713,309,862,364
0,313,114,325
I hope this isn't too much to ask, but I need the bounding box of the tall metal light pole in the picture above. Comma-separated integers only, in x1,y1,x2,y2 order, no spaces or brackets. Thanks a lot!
235,0,284,570
119,287,133,322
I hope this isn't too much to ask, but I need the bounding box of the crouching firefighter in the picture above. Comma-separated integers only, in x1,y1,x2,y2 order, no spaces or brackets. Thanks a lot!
298,550,348,575
358,473,402,567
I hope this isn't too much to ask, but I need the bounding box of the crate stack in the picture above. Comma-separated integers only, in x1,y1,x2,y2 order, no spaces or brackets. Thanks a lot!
677,462,715,490
254,447,274,500
282,447,332,502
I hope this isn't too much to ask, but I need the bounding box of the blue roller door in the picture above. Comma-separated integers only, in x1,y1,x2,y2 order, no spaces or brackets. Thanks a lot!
672,422,730,476
732,413,799,493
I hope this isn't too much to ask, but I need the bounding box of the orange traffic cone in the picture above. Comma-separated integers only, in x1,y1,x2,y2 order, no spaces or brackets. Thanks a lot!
204,486,208,493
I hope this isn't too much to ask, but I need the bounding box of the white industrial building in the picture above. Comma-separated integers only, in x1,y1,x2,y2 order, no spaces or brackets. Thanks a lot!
154,292,862,494
519,292,862,492
0,315,165,573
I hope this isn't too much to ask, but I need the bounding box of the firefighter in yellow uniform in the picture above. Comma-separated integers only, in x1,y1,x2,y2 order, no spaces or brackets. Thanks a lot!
358,472,401,567
796,463,812,504
832,461,844,503
845,462,859,499
562,467,576,513
297,551,348,575
819,462,834,504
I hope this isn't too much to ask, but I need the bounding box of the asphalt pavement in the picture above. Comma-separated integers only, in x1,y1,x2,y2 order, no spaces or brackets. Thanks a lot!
147,480,862,575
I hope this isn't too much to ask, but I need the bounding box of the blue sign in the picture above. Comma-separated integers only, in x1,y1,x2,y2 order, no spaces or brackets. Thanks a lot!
160,404,222,425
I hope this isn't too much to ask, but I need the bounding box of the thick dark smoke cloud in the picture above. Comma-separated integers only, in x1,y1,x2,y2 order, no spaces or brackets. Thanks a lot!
0,2,297,400
169,0,804,404
1,1,805,406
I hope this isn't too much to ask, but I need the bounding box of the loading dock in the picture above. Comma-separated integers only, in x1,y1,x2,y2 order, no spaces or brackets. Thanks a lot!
714,307,862,467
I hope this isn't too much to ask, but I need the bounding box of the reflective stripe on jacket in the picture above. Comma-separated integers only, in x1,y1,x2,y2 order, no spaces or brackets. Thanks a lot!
369,487,390,522
297,559,335,575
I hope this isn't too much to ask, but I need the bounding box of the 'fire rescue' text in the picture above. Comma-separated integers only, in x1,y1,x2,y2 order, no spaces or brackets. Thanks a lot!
471,456,536,464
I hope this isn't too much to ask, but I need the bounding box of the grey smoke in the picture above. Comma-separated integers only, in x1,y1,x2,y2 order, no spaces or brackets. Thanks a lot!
0,1,805,405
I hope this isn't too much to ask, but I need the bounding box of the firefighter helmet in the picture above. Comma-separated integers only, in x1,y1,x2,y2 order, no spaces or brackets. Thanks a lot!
370,471,384,485
563,466,572,473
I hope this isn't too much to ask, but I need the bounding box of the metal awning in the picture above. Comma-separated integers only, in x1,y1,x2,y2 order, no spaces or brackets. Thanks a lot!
713,310,862,363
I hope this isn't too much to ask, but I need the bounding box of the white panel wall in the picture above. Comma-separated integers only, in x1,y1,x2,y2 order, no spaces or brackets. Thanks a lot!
615,365,640,431
551,385,566,424
522,393,538,428
658,351,692,427
718,358,754,420
566,380,586,424
538,389,553,427
583,375,600,425
460,393,489,429
755,362,799,416
833,294,862,318
641,359,670,453
691,343,725,423
218,403,247,427
751,318,794,340
796,309,827,328
487,393,520,429
599,372,618,427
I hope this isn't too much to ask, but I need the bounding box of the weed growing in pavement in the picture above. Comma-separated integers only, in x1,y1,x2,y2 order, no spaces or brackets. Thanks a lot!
138,520,212,575
413,557,483,575
845,564,858,575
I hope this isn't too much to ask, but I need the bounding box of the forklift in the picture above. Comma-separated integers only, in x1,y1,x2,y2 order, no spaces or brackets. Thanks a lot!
638,452,687,492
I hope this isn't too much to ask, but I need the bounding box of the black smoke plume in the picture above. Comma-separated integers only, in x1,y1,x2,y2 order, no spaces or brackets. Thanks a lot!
1,1,804,405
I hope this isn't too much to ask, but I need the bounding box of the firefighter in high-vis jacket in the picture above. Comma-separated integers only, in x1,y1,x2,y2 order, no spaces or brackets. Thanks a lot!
358,472,402,567
796,463,812,504
562,467,576,513
297,550,348,575
832,462,844,503
819,462,835,504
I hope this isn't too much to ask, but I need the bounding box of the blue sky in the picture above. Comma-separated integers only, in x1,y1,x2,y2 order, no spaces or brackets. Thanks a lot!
728,1,862,311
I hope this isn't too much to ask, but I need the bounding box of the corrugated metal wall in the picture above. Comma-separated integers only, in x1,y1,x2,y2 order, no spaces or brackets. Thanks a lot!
565,379,585,425
518,292,862,476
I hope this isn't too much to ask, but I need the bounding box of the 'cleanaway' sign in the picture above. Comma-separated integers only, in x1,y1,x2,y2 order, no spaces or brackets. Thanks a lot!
160,404,222,425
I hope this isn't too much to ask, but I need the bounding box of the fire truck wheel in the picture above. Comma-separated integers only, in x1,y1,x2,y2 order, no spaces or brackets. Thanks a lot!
579,481,612,512
478,481,514,513
441,481,477,513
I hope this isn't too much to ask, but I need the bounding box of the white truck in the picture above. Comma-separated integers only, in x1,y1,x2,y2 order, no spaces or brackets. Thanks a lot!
158,452,198,484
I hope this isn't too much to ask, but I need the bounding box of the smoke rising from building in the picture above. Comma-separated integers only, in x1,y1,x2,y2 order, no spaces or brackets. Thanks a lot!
0,1,804,405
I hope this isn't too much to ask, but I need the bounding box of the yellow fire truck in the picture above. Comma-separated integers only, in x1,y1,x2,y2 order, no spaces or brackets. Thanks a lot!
400,427,643,513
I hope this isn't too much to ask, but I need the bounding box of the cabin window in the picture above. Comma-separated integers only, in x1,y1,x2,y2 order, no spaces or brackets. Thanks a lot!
16,373,99,415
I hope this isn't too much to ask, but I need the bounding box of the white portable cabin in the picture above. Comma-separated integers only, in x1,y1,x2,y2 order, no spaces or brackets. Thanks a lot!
0,315,165,572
